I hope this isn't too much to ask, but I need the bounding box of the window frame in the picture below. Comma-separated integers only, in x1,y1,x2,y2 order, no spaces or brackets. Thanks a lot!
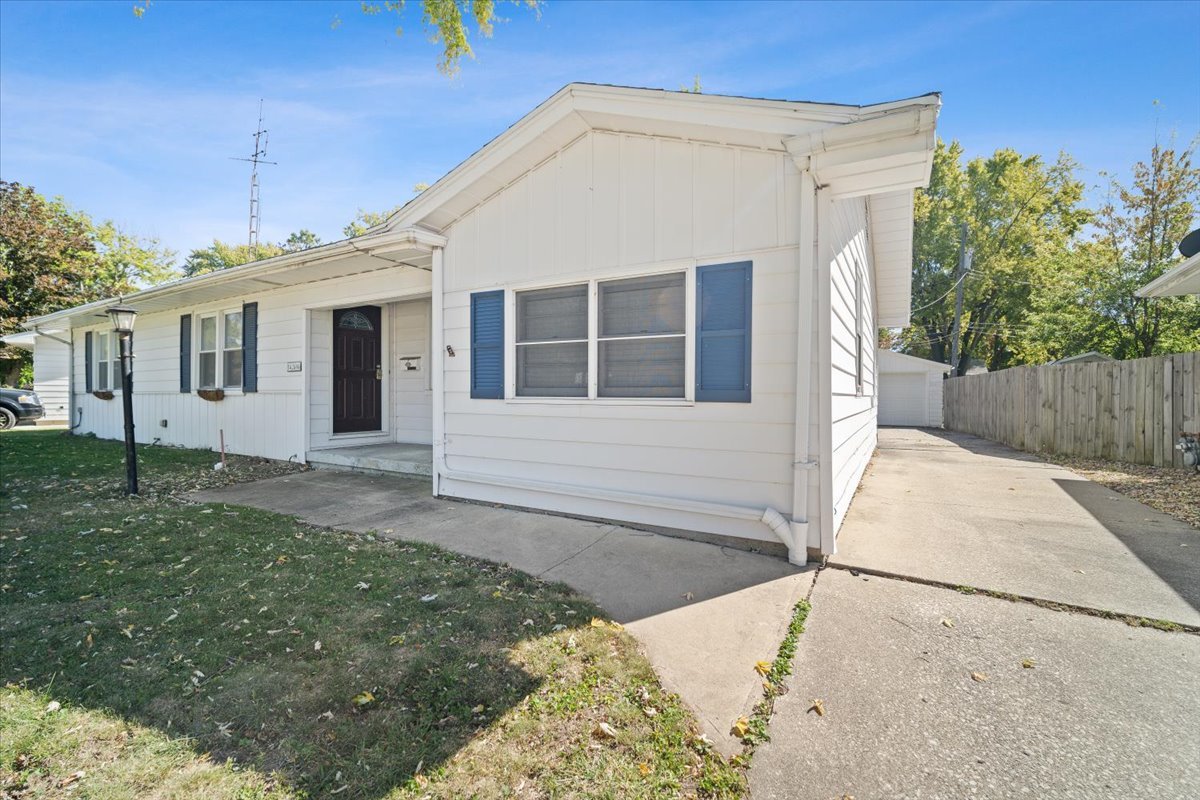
504,264,696,405
94,331,121,393
195,309,244,393
854,260,865,397
222,308,244,390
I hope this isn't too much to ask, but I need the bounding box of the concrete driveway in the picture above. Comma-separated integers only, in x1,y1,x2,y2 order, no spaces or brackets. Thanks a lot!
751,429,1200,799
193,470,812,757
833,428,1200,627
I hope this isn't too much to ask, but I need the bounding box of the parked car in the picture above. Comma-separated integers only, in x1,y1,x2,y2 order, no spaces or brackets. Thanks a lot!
0,387,44,430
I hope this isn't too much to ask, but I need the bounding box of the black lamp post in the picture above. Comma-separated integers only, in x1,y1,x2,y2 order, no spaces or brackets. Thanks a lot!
107,303,138,495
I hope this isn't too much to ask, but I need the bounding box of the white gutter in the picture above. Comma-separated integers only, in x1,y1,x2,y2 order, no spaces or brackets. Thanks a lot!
23,226,447,330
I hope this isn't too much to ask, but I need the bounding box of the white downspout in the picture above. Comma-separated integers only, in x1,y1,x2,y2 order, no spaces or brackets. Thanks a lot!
815,186,837,556
430,245,445,498
788,170,820,564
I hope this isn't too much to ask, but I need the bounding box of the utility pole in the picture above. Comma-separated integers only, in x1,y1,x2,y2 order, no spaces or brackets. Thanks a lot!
948,222,971,377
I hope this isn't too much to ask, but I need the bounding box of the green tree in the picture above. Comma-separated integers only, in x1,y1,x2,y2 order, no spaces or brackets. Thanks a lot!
135,0,541,75
1018,140,1200,360
342,206,404,238
182,240,285,278
88,219,180,290
280,229,322,252
0,182,177,380
906,140,1088,374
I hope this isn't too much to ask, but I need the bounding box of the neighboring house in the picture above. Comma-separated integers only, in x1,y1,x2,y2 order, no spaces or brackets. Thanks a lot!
18,84,939,563
1049,351,1114,365
877,349,950,427
0,330,70,422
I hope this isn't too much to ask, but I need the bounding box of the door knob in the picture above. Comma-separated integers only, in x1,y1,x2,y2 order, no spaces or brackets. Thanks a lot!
375,366,382,380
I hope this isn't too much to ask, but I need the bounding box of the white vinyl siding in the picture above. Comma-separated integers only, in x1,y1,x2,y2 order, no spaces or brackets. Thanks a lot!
29,337,70,421
440,130,802,545
827,196,877,535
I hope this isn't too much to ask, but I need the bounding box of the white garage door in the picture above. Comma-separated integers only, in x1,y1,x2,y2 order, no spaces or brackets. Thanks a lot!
880,372,929,426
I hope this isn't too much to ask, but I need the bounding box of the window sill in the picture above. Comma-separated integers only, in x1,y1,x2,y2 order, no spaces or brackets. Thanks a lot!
505,397,694,407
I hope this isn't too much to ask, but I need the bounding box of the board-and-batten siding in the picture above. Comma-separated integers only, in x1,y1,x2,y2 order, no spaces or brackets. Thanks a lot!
827,196,877,534
33,338,70,421
439,130,803,544
72,267,430,460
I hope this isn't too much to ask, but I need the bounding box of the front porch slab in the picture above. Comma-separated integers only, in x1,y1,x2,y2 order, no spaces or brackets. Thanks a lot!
306,443,432,478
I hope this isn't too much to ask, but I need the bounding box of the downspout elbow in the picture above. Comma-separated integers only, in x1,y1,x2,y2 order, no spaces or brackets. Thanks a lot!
761,507,795,553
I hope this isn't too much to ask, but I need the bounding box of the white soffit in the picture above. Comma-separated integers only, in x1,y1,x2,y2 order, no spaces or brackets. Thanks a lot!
1136,252,1200,297
870,190,916,328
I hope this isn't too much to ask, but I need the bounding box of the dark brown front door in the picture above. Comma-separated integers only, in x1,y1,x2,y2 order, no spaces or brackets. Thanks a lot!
333,305,382,433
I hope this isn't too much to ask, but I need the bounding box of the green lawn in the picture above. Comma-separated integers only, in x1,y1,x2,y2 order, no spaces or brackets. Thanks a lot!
0,430,744,799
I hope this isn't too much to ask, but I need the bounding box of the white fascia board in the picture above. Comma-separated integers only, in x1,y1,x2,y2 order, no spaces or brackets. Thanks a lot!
785,102,939,198
23,226,444,330
1136,252,1200,297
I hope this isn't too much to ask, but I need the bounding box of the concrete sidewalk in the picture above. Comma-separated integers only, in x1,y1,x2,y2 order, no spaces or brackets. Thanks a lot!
750,569,1200,800
192,470,811,756
832,428,1200,626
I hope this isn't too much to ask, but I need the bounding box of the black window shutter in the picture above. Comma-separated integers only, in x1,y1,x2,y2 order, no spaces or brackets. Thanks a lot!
470,291,504,399
84,331,94,393
179,314,192,393
695,261,753,403
242,302,258,393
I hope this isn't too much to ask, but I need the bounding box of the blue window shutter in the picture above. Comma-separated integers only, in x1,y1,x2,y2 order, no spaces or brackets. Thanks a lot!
696,261,752,402
471,290,504,399
84,331,94,393
179,314,192,393
242,302,258,392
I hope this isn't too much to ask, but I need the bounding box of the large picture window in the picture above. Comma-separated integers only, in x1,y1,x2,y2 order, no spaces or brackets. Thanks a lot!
515,284,588,397
512,271,687,400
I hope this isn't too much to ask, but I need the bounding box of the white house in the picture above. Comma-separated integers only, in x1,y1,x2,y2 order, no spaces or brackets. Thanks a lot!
1,329,71,422
19,84,939,564
877,348,950,428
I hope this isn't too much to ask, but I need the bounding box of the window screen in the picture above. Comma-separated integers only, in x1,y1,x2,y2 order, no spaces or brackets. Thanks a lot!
223,310,243,389
198,315,217,389
516,284,587,397
598,273,685,398
96,332,110,391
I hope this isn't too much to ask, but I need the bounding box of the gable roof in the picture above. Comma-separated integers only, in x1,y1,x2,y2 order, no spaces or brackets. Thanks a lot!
380,83,940,234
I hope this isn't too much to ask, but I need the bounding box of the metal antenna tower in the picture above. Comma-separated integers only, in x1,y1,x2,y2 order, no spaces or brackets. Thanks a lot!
230,100,277,249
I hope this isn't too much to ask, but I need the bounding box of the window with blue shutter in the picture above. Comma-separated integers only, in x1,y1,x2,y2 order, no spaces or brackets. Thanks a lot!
696,261,752,403
179,314,192,393
242,302,258,392
470,290,504,399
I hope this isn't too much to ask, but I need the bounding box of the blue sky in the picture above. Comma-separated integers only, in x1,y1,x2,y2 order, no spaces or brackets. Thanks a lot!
2,0,1198,259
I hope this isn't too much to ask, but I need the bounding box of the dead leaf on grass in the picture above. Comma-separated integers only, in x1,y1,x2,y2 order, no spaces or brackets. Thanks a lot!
351,691,375,708
594,721,618,740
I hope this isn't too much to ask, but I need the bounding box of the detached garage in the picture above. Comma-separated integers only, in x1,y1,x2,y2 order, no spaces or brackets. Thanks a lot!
878,349,950,427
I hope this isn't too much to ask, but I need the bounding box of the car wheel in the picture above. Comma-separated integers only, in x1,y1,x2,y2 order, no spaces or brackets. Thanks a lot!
0,407,16,431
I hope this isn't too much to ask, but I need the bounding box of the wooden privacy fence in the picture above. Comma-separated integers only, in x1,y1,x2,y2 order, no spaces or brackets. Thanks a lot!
942,352,1200,467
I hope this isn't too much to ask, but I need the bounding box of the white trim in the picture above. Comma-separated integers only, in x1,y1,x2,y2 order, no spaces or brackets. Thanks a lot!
431,246,446,497
816,185,836,557
790,169,818,564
